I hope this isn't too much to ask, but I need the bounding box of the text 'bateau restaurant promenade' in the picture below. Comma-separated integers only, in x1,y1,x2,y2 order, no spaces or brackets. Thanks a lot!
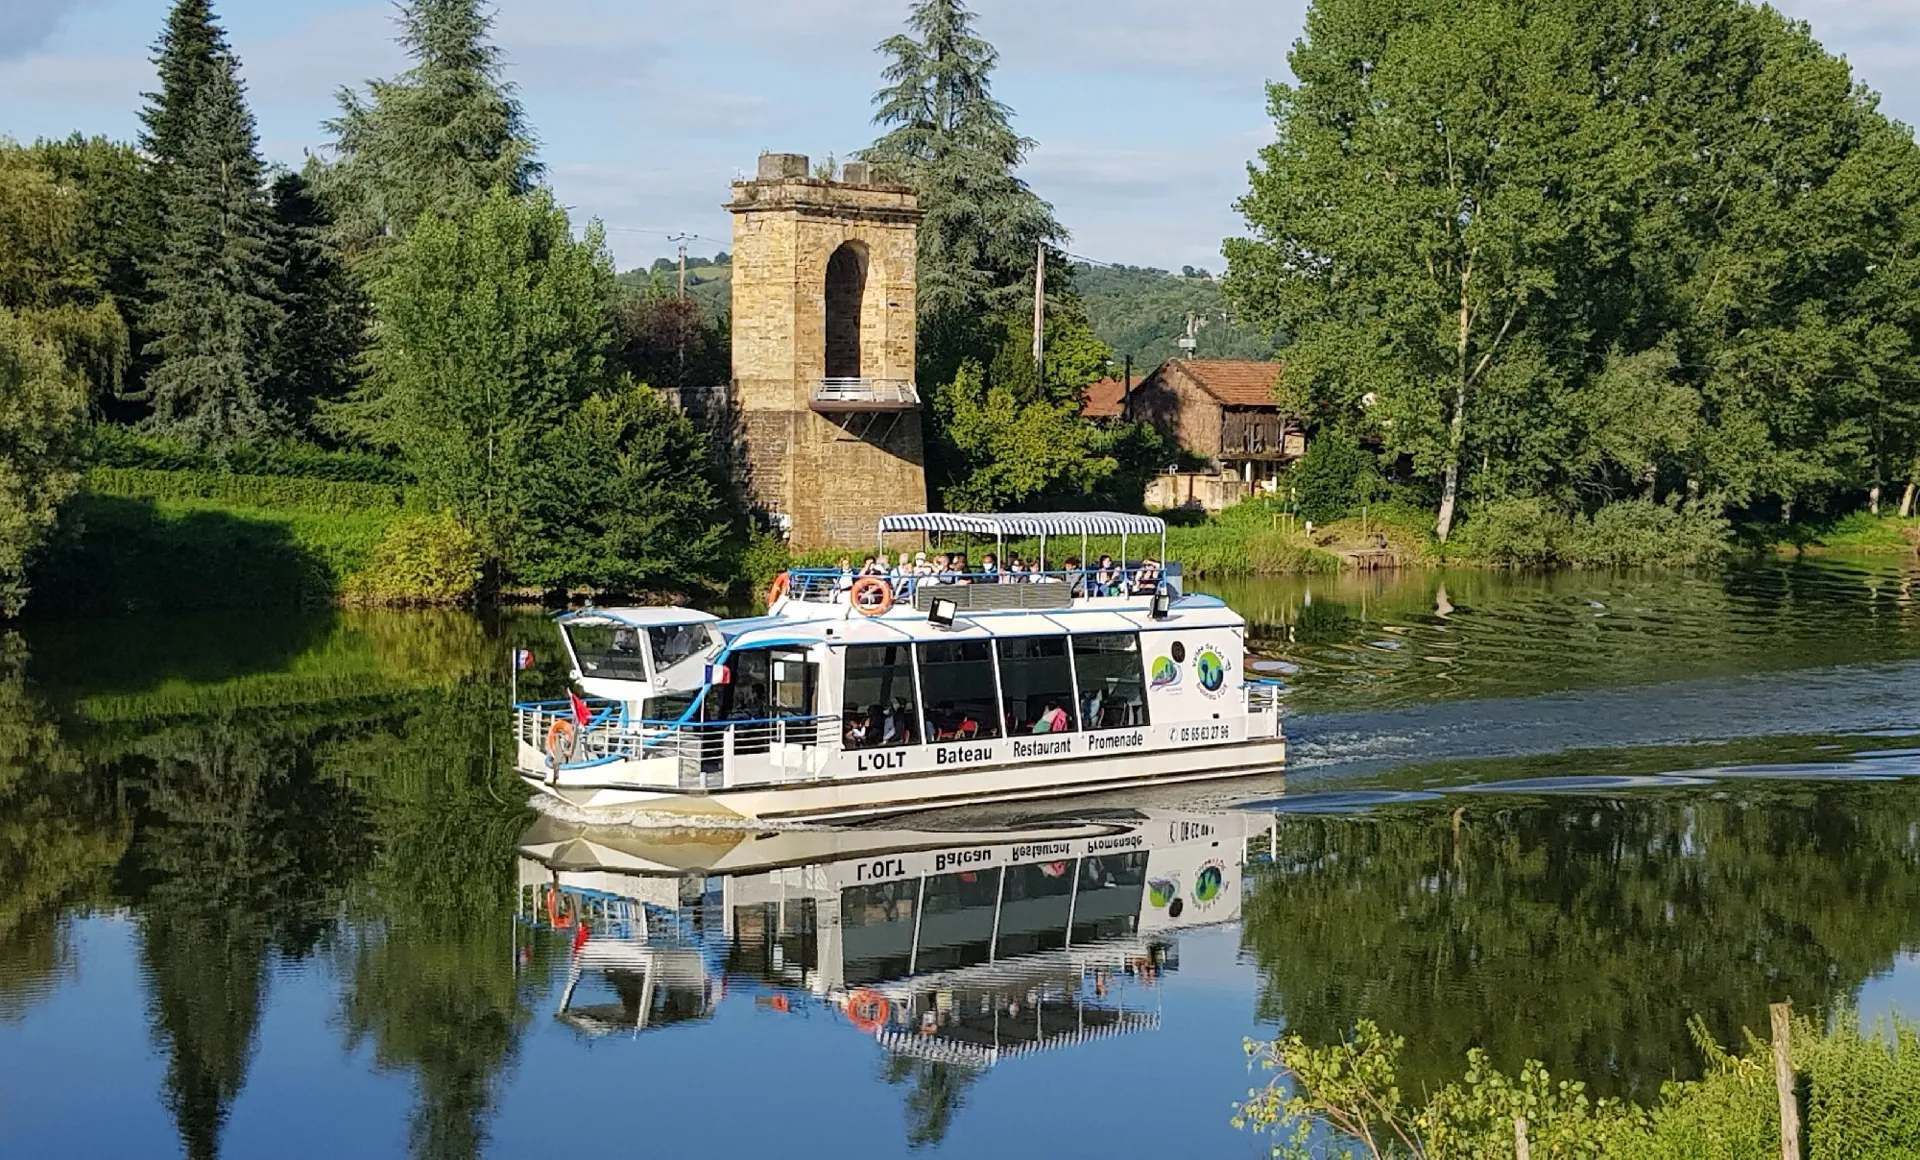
726,152,929,549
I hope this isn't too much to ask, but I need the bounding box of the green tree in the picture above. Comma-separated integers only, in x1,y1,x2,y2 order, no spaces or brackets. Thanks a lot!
319,0,540,258
863,0,1067,383
932,358,1115,510
338,188,615,576
139,0,231,186
512,386,742,591
1226,0,1631,542
265,171,365,432
140,51,284,446
0,312,88,615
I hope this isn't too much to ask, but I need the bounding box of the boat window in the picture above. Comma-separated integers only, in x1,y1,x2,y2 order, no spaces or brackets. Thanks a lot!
995,859,1076,958
565,622,650,681
842,644,919,749
647,622,718,681
642,690,698,723
913,866,1001,972
1070,634,1150,730
996,637,1079,735
1069,851,1149,943
728,899,817,982
917,640,1002,742
842,880,919,986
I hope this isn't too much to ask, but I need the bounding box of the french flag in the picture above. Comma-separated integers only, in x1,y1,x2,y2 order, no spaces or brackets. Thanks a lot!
512,648,535,671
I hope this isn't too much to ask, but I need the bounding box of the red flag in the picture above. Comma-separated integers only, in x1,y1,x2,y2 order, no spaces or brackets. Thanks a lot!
569,691,592,725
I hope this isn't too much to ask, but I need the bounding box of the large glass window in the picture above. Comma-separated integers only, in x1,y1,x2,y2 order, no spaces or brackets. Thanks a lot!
918,639,1001,742
1071,634,1150,730
996,636,1078,735
842,880,918,986
842,644,919,749
912,867,1002,972
565,621,649,681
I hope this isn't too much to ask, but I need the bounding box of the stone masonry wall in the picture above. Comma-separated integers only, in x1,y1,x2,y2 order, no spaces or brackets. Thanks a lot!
728,164,927,547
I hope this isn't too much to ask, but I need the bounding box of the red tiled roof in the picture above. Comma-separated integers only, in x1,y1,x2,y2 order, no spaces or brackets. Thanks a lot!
1165,359,1282,407
1082,377,1127,419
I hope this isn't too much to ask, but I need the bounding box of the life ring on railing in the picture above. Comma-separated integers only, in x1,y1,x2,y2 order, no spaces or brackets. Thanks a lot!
545,719,579,769
846,989,890,1033
850,576,894,616
766,571,791,607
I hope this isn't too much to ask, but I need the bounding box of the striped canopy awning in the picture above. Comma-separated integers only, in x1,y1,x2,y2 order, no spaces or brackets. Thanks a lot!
877,511,1167,537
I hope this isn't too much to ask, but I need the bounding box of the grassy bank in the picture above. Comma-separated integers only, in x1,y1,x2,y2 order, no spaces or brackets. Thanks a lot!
28,464,476,615
1751,510,1920,553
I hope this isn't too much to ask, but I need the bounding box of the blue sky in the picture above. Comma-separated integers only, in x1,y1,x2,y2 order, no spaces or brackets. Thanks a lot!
3,0,1917,272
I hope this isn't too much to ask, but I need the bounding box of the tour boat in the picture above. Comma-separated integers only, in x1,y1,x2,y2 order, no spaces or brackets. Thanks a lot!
514,807,1277,1054
512,512,1287,822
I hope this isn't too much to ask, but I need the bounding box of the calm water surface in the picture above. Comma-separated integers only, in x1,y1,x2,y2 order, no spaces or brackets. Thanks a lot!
3,555,1919,1159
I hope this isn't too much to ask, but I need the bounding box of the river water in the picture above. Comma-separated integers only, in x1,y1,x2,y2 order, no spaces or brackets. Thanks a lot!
2,555,1918,1159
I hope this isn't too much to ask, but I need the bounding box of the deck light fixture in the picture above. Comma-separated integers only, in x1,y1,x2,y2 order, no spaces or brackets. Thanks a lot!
927,597,958,628
1149,590,1173,620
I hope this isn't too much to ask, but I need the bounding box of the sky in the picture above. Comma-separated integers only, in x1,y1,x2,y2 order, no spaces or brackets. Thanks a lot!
2,0,1918,273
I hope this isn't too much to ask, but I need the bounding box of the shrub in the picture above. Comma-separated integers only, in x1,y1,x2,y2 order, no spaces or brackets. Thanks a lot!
1457,496,1568,567
346,511,482,605
1561,500,1729,568
1292,429,1384,524
87,467,414,515
90,424,410,483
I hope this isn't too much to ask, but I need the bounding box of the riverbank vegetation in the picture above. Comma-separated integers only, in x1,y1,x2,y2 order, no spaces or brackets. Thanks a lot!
1237,1011,1920,1159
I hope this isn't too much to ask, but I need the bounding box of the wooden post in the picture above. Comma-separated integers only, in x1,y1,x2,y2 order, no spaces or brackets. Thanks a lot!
1771,1001,1801,1160
1514,1116,1531,1160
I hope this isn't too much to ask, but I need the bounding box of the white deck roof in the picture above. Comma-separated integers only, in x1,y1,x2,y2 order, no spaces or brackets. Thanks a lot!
878,511,1167,537
556,607,721,628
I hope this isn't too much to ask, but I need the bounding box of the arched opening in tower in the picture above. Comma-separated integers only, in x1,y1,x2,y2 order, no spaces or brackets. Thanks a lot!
824,241,867,380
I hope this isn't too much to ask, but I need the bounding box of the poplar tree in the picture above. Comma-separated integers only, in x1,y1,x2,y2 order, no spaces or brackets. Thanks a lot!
319,0,541,255
140,54,284,446
862,0,1065,381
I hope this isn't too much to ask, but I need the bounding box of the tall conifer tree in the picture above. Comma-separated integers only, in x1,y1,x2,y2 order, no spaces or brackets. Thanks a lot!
863,0,1066,382
319,0,540,256
141,53,284,446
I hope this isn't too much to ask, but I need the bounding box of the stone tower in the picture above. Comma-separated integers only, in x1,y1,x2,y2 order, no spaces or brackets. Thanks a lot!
727,152,927,548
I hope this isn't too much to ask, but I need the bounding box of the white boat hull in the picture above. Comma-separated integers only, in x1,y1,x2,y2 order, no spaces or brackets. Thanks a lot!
519,737,1287,822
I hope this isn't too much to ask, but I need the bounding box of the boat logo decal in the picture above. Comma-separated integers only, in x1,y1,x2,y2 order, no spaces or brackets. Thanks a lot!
1195,644,1229,697
1149,655,1182,688
1192,860,1227,908
1148,875,1180,910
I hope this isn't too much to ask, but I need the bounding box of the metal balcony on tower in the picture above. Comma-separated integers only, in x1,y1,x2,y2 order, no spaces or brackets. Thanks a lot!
811,378,921,412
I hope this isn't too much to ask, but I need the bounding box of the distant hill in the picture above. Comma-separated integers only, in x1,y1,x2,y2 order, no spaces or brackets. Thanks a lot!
616,253,731,316
612,256,1281,372
1074,263,1278,370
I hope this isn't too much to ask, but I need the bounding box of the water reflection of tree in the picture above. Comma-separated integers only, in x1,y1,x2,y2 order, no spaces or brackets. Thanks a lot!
330,676,540,1160
880,1055,982,1149
117,721,371,1160
1242,783,1920,1101
0,633,127,1023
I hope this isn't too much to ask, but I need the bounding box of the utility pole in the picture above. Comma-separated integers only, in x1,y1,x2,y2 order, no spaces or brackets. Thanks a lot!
669,232,694,300
1032,242,1046,387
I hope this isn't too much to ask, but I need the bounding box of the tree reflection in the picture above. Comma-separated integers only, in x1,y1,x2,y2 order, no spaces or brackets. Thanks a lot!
880,1055,982,1148
1243,779,1920,1100
118,722,370,1160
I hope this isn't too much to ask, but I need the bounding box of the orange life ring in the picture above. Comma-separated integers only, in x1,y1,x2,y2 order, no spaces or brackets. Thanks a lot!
846,989,890,1033
545,718,578,768
766,571,791,607
850,576,894,616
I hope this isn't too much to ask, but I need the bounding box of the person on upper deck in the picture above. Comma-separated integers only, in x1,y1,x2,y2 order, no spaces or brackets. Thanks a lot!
1133,556,1162,594
1064,556,1087,597
980,553,1000,581
1094,555,1120,596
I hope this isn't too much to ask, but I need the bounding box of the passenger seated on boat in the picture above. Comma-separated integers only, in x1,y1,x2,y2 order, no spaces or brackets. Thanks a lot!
843,710,871,747
952,552,973,584
1031,700,1070,733
1094,555,1120,595
729,683,769,720
834,557,854,601
980,552,1000,580
876,702,911,745
1063,557,1087,597
1133,556,1162,594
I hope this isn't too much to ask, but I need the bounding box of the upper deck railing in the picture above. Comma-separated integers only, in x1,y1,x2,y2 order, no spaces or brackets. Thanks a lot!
780,563,1181,610
811,378,920,411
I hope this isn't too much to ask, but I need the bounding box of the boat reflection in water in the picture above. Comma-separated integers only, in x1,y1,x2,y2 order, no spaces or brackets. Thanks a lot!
514,808,1277,1064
